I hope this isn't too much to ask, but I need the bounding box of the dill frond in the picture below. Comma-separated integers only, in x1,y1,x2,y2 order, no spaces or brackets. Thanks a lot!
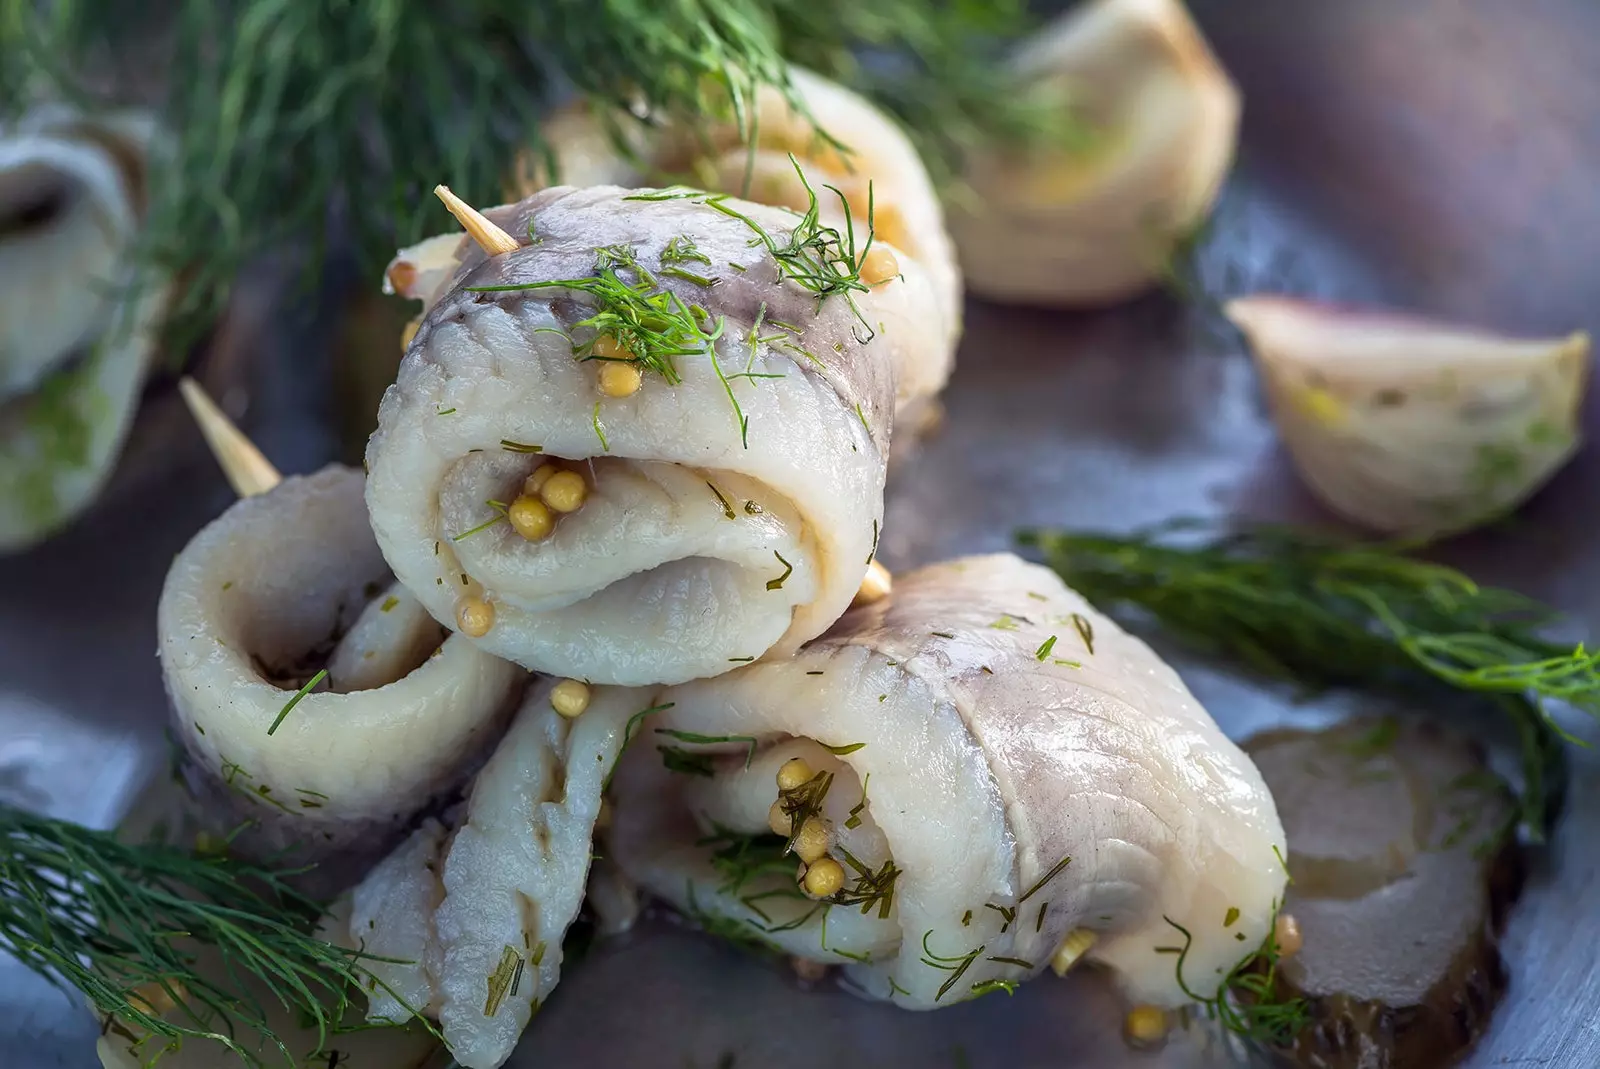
1020,520,1576,838
0,805,430,1066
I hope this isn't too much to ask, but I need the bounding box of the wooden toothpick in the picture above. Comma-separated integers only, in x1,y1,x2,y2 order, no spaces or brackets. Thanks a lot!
178,377,282,498
433,185,520,256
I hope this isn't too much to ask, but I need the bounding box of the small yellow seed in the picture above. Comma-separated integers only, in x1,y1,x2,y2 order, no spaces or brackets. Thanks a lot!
793,817,830,863
523,465,555,496
768,799,792,836
550,678,592,718
800,856,845,898
1050,927,1099,977
593,334,635,361
1274,912,1303,958
598,361,643,398
860,245,899,286
776,758,814,791
1123,1005,1168,1047
540,470,589,513
456,596,495,637
507,495,554,541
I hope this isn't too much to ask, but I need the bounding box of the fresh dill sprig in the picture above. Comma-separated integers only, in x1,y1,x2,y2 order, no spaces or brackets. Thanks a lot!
919,930,984,1003
834,848,899,920
1162,907,1308,1046
654,728,758,770
1020,521,1577,838
0,805,430,1066
267,669,327,736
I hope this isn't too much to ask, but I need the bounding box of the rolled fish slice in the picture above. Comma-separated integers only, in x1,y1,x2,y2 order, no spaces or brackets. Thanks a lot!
337,679,643,1069
947,0,1240,308
608,553,1287,1011
390,68,959,441
1226,295,1592,536
158,464,526,875
0,106,169,551
365,185,942,685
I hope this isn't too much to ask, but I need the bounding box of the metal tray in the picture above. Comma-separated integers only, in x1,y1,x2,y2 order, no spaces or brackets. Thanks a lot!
5,0,1599,1065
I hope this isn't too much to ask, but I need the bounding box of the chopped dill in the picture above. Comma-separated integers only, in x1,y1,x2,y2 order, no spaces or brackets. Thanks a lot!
701,158,876,340
697,826,794,899
983,903,1015,933
986,956,1034,969
1020,521,1581,837
805,670,825,675
380,596,400,613
777,770,835,855
436,408,456,416
989,615,1020,631
920,931,985,1003
729,656,756,663
1161,909,1308,1046
663,234,713,267
1224,907,1241,928
267,670,327,736
931,631,956,639
869,520,880,565
855,403,871,436
684,885,783,959
834,848,899,919
654,728,757,770
845,773,871,829
1035,902,1047,932
451,501,509,542
820,742,866,755
961,911,972,926
592,402,609,451
767,551,793,590
500,439,543,454
707,481,737,519
625,703,676,748
658,746,717,778
1070,613,1095,654
969,979,1018,998
1035,636,1057,661
1018,854,1072,904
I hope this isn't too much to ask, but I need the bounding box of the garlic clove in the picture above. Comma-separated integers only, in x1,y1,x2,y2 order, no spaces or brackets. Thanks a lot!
1226,294,1591,537
948,0,1239,308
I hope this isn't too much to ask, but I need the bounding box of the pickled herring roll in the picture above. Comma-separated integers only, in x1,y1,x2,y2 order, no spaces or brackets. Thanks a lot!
366,184,944,686
158,465,526,870
607,553,1288,1010
0,106,168,551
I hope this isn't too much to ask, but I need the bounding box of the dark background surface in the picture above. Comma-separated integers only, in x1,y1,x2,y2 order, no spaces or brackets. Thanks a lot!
5,0,1600,1065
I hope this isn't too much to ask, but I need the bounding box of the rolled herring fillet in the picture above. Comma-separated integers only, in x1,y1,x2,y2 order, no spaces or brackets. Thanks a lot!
158,465,526,872
607,553,1287,1009
947,0,1239,308
1227,295,1592,536
0,105,169,551
390,68,960,434
366,184,942,685
337,679,643,1069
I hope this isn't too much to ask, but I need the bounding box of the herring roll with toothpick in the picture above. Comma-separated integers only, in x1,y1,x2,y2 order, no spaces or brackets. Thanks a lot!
365,184,939,686
605,553,1287,1012
158,464,526,874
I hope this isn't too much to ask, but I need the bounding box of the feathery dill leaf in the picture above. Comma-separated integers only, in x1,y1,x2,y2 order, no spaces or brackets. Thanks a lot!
0,804,430,1066
1019,520,1575,838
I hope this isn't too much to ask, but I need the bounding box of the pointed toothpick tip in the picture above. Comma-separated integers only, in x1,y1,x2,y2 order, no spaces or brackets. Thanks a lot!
178,377,282,498
433,184,521,256
853,560,893,608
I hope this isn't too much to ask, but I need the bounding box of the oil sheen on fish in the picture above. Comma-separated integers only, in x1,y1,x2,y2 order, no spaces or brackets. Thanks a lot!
366,185,944,685
607,553,1287,1010
157,465,525,874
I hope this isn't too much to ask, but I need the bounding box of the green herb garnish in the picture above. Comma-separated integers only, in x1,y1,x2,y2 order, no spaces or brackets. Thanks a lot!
267,670,327,736
767,551,793,590
1162,906,1308,1046
654,728,758,770
920,931,984,1003
1020,521,1579,837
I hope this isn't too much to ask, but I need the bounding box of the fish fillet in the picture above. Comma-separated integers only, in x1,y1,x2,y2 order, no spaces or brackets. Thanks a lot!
366,185,943,685
339,680,644,1069
608,553,1287,1009
157,465,526,873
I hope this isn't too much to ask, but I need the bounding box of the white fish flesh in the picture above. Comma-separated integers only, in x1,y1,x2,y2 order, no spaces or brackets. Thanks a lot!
1227,295,1591,535
366,185,944,685
158,465,526,874
947,0,1239,308
525,66,964,393
0,106,169,551
608,553,1286,1010
338,679,644,1069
